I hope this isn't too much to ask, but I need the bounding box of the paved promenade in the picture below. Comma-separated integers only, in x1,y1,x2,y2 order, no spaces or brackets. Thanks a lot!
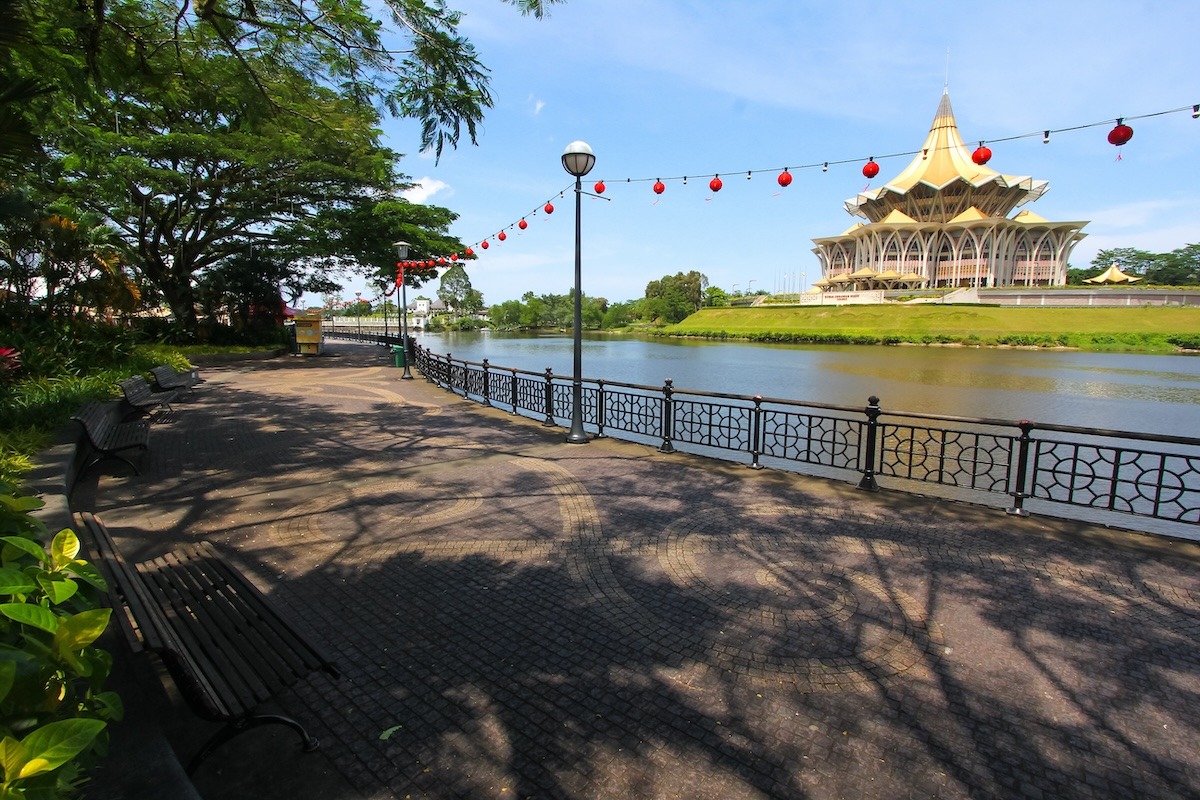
74,340,1200,799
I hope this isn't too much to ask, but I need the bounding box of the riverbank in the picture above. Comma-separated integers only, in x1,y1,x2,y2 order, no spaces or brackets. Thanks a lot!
663,305,1200,353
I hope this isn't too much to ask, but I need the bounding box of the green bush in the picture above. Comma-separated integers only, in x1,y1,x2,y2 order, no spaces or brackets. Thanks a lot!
0,486,118,798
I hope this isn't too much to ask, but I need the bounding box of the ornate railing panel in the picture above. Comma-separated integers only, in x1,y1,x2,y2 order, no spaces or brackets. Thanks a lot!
600,387,663,441
1029,437,1200,522
878,422,1016,493
760,406,863,472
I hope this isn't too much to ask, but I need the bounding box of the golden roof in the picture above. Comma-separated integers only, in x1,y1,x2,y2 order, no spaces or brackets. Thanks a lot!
948,206,990,223
845,91,1049,222
879,209,918,224
1084,263,1142,284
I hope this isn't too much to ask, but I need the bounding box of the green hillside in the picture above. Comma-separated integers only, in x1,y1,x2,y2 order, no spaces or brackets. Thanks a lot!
663,305,1200,353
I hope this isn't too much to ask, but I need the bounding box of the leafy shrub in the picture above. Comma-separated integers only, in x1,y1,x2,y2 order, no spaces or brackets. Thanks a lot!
0,486,118,798
1167,333,1200,350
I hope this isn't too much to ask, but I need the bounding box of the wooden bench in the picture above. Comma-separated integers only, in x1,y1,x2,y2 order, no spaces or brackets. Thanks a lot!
151,364,204,394
75,512,340,776
71,400,150,476
118,375,182,417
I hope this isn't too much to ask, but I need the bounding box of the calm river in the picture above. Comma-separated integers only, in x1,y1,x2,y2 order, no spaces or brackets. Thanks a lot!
415,331,1200,438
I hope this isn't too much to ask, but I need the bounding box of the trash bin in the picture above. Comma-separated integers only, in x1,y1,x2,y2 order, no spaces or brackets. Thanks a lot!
391,345,406,368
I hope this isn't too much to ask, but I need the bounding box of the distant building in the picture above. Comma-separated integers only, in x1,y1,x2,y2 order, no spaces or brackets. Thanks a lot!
811,91,1087,291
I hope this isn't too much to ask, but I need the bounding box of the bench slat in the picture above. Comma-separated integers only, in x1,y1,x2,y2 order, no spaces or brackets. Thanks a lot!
138,559,272,717
157,547,326,681
74,512,338,769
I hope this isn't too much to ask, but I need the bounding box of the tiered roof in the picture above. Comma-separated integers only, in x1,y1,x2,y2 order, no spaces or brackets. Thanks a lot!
844,91,1049,224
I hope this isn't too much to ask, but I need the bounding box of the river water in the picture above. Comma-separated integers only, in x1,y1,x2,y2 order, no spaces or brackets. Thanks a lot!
417,331,1200,438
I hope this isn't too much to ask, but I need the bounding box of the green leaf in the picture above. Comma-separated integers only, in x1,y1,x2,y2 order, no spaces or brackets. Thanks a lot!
35,575,77,606
0,736,27,782
54,609,110,652
93,691,124,722
62,561,106,591
0,538,48,565
0,567,36,595
0,604,59,634
0,495,43,514
16,718,105,778
50,530,80,567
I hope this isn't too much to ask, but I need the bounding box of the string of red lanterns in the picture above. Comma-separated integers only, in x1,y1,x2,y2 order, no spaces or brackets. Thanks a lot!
442,102,1194,265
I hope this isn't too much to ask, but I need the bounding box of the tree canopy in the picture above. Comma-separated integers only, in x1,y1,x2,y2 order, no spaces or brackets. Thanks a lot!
1,0,562,340
1076,246,1200,286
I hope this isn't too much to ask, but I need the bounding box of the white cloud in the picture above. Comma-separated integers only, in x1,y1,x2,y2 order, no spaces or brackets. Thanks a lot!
401,178,449,204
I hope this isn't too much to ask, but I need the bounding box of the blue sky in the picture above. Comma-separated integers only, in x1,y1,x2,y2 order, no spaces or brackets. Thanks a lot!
317,0,1200,307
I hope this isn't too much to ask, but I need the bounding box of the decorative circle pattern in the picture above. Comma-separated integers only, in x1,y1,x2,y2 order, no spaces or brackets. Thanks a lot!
271,478,483,554
579,504,943,689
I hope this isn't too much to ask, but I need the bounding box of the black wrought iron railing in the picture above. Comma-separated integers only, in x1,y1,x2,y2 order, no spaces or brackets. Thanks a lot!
325,329,1200,537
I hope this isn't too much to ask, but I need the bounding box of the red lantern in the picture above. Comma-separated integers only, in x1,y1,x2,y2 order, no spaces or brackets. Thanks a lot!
594,180,606,194
518,219,528,230
465,247,474,256
544,202,554,214
498,231,507,241
777,169,793,187
862,158,880,179
653,179,665,195
1107,120,1134,146
437,257,447,265
450,253,458,261
972,145,992,165
425,259,434,267
709,175,723,192
481,240,489,250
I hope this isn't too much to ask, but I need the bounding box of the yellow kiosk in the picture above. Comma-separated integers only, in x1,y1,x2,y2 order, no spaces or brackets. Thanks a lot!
293,314,324,355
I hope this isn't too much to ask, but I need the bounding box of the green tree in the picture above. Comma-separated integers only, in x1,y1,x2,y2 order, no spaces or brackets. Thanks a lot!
644,271,707,324
489,299,523,329
15,0,564,164
1145,244,1200,285
703,286,730,307
1089,248,1157,277
518,291,546,328
437,264,483,317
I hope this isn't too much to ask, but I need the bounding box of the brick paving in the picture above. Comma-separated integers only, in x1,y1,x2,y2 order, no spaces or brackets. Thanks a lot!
74,340,1200,799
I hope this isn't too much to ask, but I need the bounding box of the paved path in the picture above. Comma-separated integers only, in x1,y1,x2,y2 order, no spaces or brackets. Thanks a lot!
75,340,1200,799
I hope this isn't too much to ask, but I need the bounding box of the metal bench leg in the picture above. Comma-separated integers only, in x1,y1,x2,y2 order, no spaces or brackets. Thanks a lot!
186,714,320,775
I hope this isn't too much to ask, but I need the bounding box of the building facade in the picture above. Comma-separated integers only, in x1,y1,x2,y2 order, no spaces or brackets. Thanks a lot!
811,91,1087,291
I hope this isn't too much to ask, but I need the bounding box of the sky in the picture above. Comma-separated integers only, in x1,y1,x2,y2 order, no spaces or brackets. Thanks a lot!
307,0,1200,308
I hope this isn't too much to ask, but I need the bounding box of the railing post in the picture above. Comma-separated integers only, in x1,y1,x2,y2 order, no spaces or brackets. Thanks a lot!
594,380,607,438
857,395,881,491
423,345,435,383
542,368,556,426
481,359,492,407
445,353,454,392
1007,420,1034,516
658,379,676,453
750,395,764,469
509,369,518,415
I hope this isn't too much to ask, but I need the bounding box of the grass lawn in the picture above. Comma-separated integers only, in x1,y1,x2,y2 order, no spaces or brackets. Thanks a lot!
664,305,1200,352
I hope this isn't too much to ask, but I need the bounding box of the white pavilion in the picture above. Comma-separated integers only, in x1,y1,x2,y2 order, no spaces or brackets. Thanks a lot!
811,91,1088,291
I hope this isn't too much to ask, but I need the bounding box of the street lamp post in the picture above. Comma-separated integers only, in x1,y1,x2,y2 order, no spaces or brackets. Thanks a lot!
561,140,595,444
393,240,414,379
381,283,390,344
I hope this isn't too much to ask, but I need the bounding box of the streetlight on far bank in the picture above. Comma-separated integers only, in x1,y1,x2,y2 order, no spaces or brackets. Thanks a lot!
393,240,414,380
561,140,595,444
